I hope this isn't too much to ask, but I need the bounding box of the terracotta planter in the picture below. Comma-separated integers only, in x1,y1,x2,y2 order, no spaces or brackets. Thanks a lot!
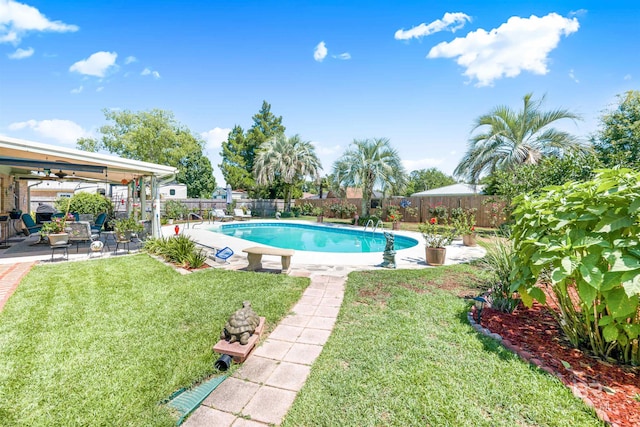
392,222,400,230
48,233,69,246
317,216,323,223
462,233,477,247
425,247,446,266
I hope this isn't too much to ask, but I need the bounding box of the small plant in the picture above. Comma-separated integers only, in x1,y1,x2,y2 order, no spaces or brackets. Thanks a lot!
143,235,206,269
419,217,455,248
429,204,448,220
300,202,314,215
290,205,302,217
40,218,67,234
451,208,477,236
164,200,187,220
112,216,144,234
312,206,324,216
481,236,520,313
386,205,402,223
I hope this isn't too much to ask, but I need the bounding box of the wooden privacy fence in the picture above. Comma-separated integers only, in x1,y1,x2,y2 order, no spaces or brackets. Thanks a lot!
164,195,507,228
295,196,507,228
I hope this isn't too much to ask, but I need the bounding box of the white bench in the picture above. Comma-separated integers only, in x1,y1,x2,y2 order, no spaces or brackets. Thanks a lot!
242,246,295,274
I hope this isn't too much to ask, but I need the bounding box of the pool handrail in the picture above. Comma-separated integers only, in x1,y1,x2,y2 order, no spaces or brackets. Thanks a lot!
186,212,204,229
363,219,384,233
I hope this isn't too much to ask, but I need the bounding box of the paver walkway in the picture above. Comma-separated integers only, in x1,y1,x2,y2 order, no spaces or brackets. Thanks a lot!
0,262,36,311
183,273,346,426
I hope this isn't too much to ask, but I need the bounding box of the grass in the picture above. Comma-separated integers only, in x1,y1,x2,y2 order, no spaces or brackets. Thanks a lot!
0,254,308,426
283,265,603,427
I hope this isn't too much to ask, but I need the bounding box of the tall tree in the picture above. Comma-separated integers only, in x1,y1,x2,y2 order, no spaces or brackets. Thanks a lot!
177,152,217,198
592,90,640,170
254,134,321,211
219,101,285,196
332,138,406,217
76,109,215,194
404,168,456,196
454,93,587,183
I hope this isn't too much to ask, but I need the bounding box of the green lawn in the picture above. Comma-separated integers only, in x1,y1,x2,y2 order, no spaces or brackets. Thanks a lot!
283,265,603,427
0,255,308,426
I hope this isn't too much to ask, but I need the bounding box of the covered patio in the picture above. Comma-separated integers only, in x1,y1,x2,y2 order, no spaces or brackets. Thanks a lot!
0,135,179,244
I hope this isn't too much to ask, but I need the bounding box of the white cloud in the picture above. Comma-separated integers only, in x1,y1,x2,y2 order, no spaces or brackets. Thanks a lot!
70,85,83,94
395,12,471,40
96,86,104,92
0,0,78,44
201,127,231,150
402,157,444,172
141,67,160,79
8,119,90,145
624,74,632,81
314,41,327,62
69,51,118,77
427,13,579,87
7,46,32,58
569,9,588,17
568,69,579,83
124,55,137,64
333,52,351,60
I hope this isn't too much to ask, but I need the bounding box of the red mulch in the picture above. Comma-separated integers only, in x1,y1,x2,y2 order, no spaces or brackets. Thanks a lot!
478,303,640,427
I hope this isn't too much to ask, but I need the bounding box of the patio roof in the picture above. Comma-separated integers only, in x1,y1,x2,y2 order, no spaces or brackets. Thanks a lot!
0,135,178,184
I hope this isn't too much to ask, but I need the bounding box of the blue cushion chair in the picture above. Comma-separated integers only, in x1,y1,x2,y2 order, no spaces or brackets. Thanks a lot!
91,213,108,235
21,213,42,236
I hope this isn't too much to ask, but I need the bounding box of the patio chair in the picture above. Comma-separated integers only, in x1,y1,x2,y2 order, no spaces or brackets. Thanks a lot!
21,213,42,236
233,208,251,221
91,213,108,235
213,209,233,222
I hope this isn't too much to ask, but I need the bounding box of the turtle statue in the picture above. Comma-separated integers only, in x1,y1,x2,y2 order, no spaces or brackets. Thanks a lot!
220,301,260,345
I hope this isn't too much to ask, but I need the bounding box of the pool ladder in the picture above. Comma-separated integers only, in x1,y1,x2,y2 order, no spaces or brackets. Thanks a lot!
363,219,384,233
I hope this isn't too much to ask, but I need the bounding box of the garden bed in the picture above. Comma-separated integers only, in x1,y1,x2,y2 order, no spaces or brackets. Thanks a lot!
480,303,640,427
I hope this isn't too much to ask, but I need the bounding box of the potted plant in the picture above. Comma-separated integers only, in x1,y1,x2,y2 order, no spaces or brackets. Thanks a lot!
112,216,144,241
312,206,324,223
386,205,402,230
419,217,455,266
451,208,478,246
40,217,70,245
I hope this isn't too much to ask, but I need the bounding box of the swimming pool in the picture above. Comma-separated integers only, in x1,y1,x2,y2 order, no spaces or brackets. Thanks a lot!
209,222,419,253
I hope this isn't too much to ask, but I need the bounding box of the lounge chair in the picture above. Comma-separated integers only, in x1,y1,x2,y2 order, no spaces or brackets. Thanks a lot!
21,213,42,236
213,209,232,222
233,208,251,221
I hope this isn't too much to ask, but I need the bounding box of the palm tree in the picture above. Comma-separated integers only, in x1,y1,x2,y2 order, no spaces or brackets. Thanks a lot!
454,93,588,183
254,134,322,211
332,138,406,217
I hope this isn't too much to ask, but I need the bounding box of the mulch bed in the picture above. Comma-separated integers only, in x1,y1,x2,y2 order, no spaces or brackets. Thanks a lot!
478,303,640,427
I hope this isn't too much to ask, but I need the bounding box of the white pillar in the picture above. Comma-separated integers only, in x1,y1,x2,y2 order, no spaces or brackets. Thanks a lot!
151,176,161,238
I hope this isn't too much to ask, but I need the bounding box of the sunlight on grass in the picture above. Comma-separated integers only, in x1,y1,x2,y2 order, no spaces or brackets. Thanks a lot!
0,254,308,426
283,265,602,427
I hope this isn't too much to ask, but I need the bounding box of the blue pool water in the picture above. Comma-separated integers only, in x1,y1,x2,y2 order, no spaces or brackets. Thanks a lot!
209,222,419,253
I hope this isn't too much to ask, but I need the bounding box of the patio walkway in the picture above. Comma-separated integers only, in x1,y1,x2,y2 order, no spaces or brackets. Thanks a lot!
183,273,346,426
0,262,36,311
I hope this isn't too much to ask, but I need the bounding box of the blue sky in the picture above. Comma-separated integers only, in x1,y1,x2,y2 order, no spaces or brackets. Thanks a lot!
1,0,638,187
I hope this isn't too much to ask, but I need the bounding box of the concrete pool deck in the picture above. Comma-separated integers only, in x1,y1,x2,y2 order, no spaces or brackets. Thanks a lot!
181,219,486,272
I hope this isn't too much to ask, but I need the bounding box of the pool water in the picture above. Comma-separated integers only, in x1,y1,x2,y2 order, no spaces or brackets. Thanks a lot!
210,222,419,253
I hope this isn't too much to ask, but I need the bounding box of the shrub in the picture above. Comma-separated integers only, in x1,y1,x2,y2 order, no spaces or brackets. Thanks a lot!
451,208,477,236
329,203,357,219
481,236,520,313
143,235,206,269
55,192,113,217
164,200,187,219
511,168,640,365
300,202,314,215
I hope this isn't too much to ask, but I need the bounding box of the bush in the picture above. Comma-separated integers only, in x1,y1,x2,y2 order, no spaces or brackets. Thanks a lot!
511,168,640,365
329,203,357,219
143,235,206,269
55,192,114,217
164,200,187,219
300,202,314,215
481,237,520,313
